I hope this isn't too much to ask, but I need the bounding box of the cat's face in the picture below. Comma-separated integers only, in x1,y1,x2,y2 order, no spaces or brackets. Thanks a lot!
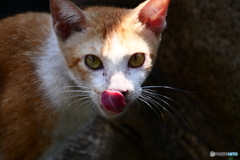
50,0,169,117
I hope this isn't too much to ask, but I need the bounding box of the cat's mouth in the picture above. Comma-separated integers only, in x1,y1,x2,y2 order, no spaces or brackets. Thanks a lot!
100,90,128,115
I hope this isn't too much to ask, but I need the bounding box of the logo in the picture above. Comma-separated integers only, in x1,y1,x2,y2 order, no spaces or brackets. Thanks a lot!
210,151,238,157
210,151,215,157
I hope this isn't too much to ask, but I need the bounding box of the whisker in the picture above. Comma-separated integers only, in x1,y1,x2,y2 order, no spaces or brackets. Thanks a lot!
60,93,88,102
61,90,91,94
66,96,90,109
143,89,190,118
141,89,192,132
140,93,165,131
138,95,164,131
160,106,185,128
142,86,197,93
62,85,90,89
85,101,96,116
134,96,147,111
73,99,92,117
133,95,149,118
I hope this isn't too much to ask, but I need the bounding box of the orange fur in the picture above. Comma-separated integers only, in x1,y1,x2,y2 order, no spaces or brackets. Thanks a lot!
0,13,58,159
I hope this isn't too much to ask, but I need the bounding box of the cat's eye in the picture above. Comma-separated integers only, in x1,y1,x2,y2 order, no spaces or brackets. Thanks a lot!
128,53,145,68
85,55,103,70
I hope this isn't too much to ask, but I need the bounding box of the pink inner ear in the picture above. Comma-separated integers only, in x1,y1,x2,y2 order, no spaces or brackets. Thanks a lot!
139,0,170,36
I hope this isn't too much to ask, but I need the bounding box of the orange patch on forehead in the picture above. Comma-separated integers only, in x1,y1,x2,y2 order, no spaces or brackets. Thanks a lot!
100,22,139,57
84,7,133,53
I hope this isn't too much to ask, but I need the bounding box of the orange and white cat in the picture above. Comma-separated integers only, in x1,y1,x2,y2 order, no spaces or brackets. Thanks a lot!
0,0,170,159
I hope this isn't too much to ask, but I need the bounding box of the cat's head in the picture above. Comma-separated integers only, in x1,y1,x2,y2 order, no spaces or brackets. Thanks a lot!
50,0,170,117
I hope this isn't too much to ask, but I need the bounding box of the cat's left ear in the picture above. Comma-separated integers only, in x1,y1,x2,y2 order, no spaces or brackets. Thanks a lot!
50,0,87,41
134,0,170,36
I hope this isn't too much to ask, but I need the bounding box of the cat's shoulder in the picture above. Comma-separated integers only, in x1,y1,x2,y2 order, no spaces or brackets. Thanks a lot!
0,12,54,72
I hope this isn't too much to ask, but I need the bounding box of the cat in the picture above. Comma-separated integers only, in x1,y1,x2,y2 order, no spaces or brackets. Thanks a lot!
0,0,170,159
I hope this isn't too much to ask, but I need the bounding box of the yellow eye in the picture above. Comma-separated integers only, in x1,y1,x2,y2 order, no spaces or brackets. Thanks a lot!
128,53,145,68
85,55,103,69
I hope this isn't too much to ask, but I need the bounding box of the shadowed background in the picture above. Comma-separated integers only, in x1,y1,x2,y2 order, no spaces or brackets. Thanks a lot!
0,0,239,159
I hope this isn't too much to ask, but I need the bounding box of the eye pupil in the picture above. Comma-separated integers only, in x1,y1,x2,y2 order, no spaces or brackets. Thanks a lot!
85,55,103,69
128,53,145,68
132,55,137,61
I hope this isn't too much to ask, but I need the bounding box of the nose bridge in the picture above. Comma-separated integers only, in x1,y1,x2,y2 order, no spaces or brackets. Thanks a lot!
108,71,131,92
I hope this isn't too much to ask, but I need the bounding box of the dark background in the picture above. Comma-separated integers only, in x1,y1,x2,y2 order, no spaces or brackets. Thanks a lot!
0,0,49,19
1,0,239,160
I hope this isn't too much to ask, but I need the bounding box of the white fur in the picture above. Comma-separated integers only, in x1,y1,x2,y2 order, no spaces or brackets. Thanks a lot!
37,28,96,160
101,33,152,91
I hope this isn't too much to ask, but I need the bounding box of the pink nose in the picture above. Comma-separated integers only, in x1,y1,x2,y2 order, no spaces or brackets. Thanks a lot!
101,90,127,113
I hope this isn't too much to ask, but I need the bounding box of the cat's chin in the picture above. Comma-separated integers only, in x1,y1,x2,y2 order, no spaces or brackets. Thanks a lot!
99,105,127,118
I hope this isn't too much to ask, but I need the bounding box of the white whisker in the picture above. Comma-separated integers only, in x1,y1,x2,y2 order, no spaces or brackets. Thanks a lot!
85,101,96,116
138,95,164,130
62,85,90,89
61,90,91,94
73,99,92,117
140,93,165,131
139,87,192,132
60,94,87,102
143,89,190,119
142,86,194,93
66,96,90,109
133,95,149,118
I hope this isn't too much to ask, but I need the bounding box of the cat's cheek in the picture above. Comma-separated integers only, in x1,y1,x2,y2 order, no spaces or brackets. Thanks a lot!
67,66,92,84
64,56,91,82
91,71,107,89
128,68,147,82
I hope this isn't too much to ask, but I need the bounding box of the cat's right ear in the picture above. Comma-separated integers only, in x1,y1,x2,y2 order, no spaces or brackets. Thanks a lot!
50,0,87,41
134,0,170,37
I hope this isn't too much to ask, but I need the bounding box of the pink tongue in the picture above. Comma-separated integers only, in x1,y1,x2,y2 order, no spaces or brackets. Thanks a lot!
101,90,127,113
